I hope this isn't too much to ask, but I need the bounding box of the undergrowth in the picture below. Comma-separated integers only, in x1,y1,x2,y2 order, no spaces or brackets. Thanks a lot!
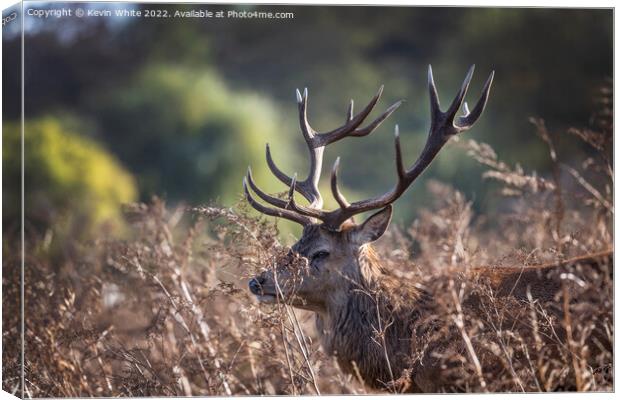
2,87,613,395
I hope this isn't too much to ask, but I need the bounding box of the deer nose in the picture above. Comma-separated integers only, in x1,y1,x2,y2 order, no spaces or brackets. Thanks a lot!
248,277,264,295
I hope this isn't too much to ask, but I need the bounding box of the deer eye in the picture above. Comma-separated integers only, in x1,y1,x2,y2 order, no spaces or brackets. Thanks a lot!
311,251,330,262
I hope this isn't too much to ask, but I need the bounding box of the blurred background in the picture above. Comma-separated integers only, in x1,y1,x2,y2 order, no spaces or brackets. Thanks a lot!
3,2,613,239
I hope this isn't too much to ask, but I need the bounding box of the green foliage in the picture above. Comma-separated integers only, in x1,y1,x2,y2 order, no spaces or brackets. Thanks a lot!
93,64,296,205
3,118,137,231
10,6,612,226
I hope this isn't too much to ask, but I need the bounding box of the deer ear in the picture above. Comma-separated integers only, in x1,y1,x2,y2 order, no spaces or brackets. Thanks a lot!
352,206,393,244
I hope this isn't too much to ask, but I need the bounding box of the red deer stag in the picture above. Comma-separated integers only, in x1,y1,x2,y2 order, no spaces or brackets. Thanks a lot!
242,66,612,392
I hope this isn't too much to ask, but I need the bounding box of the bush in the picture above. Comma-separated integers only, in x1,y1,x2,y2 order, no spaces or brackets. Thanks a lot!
93,65,296,205
3,117,137,233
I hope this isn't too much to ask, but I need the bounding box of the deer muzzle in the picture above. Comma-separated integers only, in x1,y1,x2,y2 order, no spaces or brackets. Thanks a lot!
248,275,278,303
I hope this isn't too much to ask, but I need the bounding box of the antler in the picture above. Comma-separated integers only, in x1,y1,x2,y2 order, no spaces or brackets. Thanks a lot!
243,65,494,230
320,65,494,229
243,86,402,225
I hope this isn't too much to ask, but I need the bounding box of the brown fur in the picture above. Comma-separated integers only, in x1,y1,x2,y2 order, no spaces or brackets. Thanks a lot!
469,249,613,300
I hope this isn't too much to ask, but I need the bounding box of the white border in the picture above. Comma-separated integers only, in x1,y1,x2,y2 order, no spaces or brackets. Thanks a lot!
0,1,616,400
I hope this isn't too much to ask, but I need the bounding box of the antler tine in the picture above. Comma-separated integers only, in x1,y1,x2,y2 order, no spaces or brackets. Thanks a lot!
346,99,354,122
266,143,294,188
394,125,406,181
265,141,325,207
330,157,350,209
316,85,403,146
318,66,494,230
242,176,313,226
247,166,326,220
428,65,441,120
456,70,494,130
348,100,404,138
284,174,326,218
445,65,475,121
246,167,288,209
314,85,383,145
297,87,315,141
262,87,325,208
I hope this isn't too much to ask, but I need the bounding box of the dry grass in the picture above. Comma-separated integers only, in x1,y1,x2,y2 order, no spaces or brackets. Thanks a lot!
2,89,613,395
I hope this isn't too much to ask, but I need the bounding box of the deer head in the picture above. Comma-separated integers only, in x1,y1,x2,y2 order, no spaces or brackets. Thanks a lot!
245,66,493,314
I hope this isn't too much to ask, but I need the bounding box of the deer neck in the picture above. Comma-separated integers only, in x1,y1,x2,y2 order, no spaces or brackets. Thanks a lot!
314,245,412,387
320,244,386,318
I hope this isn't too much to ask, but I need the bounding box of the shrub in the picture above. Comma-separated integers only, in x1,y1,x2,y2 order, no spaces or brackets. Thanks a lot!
3,117,137,233
93,65,296,206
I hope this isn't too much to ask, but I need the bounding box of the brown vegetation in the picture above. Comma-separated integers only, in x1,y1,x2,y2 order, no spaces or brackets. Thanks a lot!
2,86,613,395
